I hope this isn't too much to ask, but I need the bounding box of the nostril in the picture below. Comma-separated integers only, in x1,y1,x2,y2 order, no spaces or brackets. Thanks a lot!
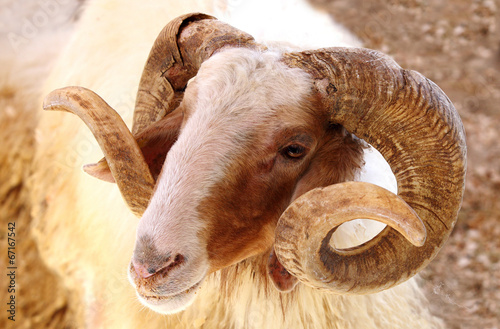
171,254,185,267
132,260,156,279
132,254,185,279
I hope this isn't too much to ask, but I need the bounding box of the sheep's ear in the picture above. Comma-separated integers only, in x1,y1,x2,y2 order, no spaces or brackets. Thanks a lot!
83,158,116,183
84,109,183,183
267,248,298,292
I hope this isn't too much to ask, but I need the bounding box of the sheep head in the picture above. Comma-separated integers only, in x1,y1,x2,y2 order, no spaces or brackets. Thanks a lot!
43,13,466,314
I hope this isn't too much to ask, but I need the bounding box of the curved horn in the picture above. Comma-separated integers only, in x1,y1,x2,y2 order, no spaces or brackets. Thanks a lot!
43,14,264,216
43,86,155,217
132,13,264,134
274,48,467,294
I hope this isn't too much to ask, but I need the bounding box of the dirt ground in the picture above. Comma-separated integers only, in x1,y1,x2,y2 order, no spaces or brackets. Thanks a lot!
310,0,500,327
0,0,499,328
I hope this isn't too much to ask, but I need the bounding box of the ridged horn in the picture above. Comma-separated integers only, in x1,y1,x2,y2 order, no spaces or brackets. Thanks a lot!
43,14,264,217
274,48,467,294
43,86,155,217
132,12,264,134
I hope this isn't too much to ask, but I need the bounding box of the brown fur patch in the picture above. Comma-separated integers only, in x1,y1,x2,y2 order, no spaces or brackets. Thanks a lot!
196,96,365,276
212,125,364,298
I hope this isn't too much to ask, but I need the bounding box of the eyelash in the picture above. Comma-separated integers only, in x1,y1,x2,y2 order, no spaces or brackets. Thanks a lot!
283,144,306,159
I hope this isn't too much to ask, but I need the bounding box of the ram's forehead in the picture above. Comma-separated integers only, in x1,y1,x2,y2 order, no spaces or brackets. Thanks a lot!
190,48,313,120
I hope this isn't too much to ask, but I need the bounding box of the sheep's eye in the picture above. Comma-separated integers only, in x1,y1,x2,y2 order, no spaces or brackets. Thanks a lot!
284,144,306,159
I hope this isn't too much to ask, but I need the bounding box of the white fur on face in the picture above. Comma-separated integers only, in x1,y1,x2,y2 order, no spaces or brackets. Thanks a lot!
131,48,312,313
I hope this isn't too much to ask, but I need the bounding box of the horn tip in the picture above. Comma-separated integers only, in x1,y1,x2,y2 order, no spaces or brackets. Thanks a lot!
43,86,89,112
409,226,427,247
43,89,64,112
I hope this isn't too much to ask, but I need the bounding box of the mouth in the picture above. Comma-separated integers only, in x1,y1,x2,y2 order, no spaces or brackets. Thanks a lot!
135,278,205,314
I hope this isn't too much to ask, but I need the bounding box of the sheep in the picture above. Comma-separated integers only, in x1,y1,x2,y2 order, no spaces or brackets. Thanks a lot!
28,0,466,328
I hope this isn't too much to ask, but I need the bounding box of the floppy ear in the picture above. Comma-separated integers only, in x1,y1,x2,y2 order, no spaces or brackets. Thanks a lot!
267,248,298,292
83,107,183,183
